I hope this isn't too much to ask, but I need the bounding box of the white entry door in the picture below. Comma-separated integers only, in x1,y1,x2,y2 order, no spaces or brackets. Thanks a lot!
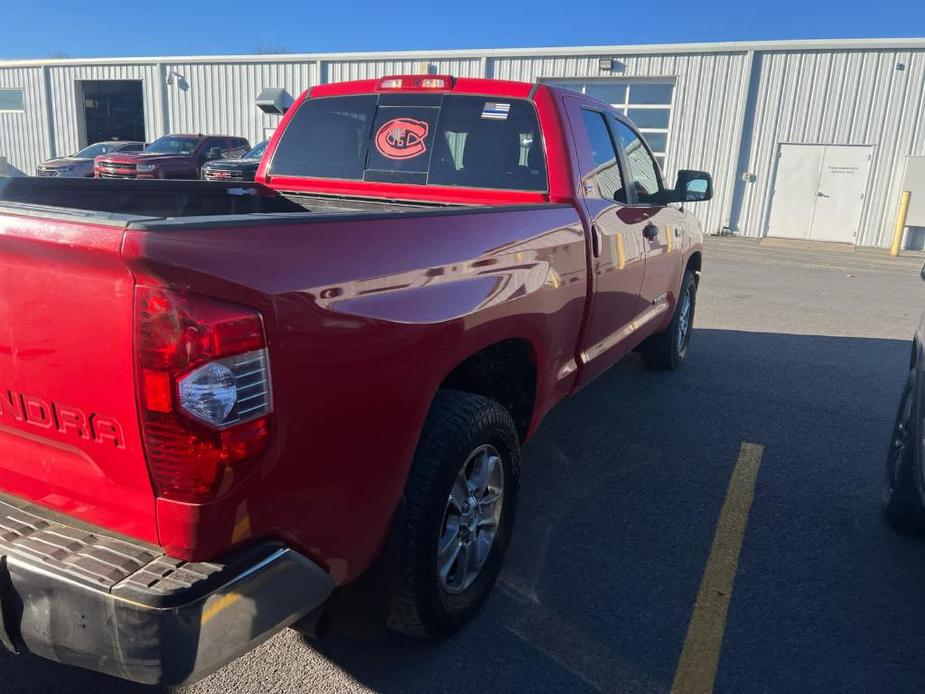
767,144,873,244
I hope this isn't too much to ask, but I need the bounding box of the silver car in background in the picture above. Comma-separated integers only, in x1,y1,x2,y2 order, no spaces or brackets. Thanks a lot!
36,140,145,177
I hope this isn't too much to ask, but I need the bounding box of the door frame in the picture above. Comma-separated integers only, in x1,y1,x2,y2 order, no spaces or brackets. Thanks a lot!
763,142,876,243
76,79,147,148
74,80,89,150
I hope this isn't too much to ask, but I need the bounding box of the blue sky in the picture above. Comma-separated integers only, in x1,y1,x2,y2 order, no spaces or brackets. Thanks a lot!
2,0,923,59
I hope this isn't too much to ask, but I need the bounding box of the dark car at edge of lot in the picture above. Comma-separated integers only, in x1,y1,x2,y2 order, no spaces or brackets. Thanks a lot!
884,266,925,534
94,133,250,179
201,140,268,182
35,140,145,177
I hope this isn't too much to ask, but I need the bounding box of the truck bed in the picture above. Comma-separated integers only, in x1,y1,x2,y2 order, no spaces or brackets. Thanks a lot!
0,177,471,224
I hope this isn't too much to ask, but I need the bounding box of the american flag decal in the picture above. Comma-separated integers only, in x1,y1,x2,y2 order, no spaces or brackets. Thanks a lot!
481,102,511,120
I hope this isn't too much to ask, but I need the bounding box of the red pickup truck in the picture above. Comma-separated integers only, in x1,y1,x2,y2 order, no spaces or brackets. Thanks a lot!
0,75,710,685
94,134,251,179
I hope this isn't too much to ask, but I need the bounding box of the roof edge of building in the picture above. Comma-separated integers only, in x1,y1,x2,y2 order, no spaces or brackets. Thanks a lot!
2,37,925,69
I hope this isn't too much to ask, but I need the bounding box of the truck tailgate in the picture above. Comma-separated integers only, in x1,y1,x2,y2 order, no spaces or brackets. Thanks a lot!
0,210,156,543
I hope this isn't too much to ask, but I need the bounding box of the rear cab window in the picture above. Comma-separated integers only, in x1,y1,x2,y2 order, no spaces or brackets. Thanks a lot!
269,93,547,192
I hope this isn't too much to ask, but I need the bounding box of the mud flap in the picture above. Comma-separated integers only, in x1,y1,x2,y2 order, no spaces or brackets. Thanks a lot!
0,556,21,654
324,499,405,639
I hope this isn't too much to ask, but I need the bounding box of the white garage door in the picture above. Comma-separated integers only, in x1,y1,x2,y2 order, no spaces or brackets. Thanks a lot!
767,144,873,244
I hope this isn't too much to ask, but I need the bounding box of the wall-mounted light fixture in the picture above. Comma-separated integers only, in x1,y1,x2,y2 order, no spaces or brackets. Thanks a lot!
165,70,189,91
597,57,626,73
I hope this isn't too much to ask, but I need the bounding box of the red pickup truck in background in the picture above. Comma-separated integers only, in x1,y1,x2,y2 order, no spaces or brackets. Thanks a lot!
94,133,250,179
0,75,710,685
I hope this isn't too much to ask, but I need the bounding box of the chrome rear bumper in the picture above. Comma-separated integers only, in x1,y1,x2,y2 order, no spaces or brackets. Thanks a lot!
0,497,333,685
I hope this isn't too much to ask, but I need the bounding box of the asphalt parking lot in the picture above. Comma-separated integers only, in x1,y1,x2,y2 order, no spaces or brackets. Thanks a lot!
3,236,925,693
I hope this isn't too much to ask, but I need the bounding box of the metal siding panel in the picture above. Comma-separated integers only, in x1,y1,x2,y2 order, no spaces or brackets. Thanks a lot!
164,61,315,148
0,66,47,175
47,63,160,155
4,46,924,247
323,58,482,82
740,49,925,246
492,52,750,234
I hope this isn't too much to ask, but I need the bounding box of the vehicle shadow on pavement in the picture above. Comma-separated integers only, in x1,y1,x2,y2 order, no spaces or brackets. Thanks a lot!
2,329,923,693
0,650,166,693
305,329,925,694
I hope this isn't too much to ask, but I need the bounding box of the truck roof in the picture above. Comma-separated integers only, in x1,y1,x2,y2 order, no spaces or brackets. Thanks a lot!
309,75,535,99
160,133,247,140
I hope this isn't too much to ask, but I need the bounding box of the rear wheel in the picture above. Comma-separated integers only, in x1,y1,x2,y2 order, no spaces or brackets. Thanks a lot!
388,391,520,638
640,268,697,370
884,372,925,534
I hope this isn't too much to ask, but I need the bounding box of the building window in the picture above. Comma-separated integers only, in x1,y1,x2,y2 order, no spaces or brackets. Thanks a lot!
544,80,674,170
0,88,24,112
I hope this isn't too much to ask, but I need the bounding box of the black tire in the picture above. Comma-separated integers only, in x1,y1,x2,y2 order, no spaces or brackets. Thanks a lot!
388,390,520,638
640,268,698,370
884,371,925,534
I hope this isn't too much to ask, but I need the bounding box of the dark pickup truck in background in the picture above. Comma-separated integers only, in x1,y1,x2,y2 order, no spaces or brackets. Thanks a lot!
94,133,250,179
0,74,711,685
202,140,268,181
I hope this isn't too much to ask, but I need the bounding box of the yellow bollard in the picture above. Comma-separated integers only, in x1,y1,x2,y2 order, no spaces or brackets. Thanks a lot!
891,191,912,257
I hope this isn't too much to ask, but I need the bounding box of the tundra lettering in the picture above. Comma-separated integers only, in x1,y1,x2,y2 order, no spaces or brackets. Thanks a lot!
0,389,125,447
0,75,710,685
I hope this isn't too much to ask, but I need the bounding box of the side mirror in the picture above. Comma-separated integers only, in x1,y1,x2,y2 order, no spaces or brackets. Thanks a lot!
672,170,713,203
207,147,224,160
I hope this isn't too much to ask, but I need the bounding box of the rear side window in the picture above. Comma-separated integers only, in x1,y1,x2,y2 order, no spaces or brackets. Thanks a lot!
203,138,226,155
611,119,662,203
269,93,547,192
579,110,626,203
229,138,251,156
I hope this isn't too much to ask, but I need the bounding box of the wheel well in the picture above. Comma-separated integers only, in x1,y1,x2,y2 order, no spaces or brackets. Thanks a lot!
439,339,537,441
686,251,702,276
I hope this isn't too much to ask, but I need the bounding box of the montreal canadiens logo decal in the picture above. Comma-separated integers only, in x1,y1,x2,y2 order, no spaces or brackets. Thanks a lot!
375,118,429,160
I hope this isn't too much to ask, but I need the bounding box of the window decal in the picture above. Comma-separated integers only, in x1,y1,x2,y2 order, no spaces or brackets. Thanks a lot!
481,102,511,120
374,117,430,160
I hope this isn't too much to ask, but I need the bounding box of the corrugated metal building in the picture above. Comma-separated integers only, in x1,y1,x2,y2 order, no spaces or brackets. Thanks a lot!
1,38,924,248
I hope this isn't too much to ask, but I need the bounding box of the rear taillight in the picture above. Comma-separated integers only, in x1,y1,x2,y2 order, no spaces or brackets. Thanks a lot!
134,286,272,502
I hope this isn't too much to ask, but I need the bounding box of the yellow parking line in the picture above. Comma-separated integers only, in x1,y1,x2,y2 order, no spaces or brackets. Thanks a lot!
671,442,765,694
